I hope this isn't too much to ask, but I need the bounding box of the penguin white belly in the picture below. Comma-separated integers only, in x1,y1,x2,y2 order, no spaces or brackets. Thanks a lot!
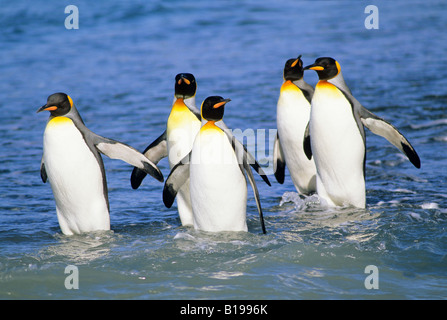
43,117,110,235
167,103,201,226
310,82,365,207
167,125,195,226
190,127,248,232
167,122,200,168
277,83,316,194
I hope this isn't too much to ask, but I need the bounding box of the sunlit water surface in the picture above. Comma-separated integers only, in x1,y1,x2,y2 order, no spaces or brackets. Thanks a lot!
0,1,446,299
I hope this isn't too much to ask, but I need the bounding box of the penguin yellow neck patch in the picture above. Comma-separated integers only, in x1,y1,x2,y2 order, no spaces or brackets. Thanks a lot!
281,80,300,93
48,116,73,127
167,98,200,134
316,80,343,97
316,80,335,89
172,98,188,112
201,121,220,133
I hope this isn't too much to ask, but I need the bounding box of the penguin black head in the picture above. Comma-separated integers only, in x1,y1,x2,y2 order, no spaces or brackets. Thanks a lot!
283,55,304,81
175,73,197,99
201,96,231,122
304,57,340,80
37,92,73,116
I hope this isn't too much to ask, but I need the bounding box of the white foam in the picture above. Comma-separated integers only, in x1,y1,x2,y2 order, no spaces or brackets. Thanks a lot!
434,136,447,142
421,203,439,209
173,232,196,241
410,119,447,129
392,188,416,194
409,212,423,221
279,191,302,207
279,192,321,211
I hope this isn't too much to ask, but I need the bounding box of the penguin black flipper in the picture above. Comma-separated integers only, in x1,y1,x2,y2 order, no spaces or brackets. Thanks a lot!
131,130,168,189
303,122,312,160
224,129,267,234
339,89,421,169
273,133,286,184
223,128,271,186
92,134,164,182
162,154,191,208
243,155,267,234
359,106,421,168
40,157,47,183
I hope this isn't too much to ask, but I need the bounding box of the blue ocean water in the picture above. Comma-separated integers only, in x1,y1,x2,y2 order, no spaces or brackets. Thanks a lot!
0,0,446,300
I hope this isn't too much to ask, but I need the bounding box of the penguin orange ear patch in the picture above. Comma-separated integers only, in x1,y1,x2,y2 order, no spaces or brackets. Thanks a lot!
177,78,191,85
291,59,299,68
67,95,74,108
335,61,342,75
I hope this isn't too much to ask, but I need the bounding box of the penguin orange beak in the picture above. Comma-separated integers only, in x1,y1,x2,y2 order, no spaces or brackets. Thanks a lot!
304,64,324,71
36,105,58,113
213,99,231,109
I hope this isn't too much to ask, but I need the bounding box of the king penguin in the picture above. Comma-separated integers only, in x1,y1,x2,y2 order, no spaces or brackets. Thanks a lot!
274,54,317,194
303,57,421,208
37,93,164,235
162,96,267,234
130,73,201,226
131,73,270,226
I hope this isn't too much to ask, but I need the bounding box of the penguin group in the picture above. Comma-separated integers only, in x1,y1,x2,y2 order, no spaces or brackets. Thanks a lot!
275,55,420,208
37,55,421,236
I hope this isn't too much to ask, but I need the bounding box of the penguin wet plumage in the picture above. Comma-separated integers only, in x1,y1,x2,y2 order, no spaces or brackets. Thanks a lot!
163,96,267,234
274,54,317,194
130,73,201,226
131,73,270,226
303,57,420,208
37,93,163,235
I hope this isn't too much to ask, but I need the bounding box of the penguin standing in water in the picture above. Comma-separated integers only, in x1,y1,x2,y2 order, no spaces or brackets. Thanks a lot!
163,96,268,234
130,73,201,226
37,93,163,235
274,54,317,194
303,57,420,208
131,73,269,226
